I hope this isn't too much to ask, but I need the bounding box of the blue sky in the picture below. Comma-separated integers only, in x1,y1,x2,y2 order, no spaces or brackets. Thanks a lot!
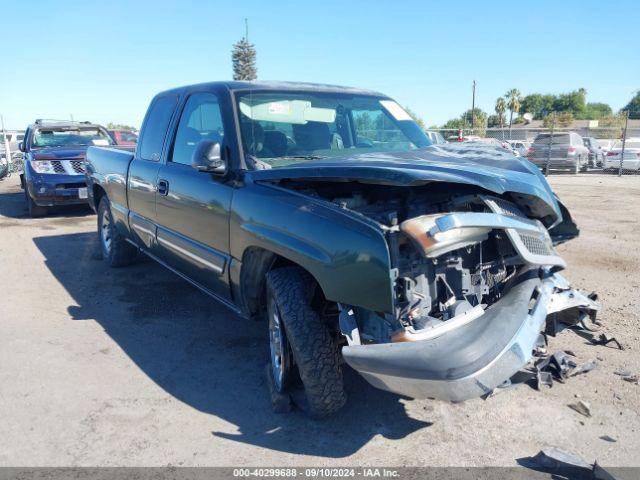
2,0,638,129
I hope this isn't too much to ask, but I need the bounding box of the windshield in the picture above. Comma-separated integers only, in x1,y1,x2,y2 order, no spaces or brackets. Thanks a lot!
235,91,431,168
32,127,115,148
534,133,570,145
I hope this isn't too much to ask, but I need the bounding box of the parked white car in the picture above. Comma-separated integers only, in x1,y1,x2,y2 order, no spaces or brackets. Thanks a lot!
604,138,640,171
597,139,616,155
507,140,530,157
425,130,447,145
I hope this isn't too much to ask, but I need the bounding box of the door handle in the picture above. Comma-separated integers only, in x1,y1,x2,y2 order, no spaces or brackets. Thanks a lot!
157,179,169,196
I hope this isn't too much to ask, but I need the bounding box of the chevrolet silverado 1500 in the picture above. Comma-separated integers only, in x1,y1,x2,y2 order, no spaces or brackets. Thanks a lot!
85,81,600,417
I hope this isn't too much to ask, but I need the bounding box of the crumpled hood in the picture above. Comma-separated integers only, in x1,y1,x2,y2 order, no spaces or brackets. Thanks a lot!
249,145,561,219
32,146,87,160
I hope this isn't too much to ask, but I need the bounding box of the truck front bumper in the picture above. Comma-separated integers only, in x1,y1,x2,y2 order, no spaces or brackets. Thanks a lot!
27,173,88,207
342,271,599,402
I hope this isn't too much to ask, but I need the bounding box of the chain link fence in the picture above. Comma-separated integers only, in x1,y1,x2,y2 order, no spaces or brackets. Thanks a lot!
430,111,640,176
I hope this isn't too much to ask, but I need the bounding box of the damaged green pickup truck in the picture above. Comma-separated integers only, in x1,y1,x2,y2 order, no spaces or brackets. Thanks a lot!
85,81,600,417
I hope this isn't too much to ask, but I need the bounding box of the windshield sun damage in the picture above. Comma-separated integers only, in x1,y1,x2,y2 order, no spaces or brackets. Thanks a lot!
32,127,115,148
236,91,431,168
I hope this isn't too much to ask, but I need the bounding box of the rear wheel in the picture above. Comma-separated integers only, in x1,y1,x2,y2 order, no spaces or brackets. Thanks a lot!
98,196,137,267
266,267,346,417
24,188,47,218
579,155,587,172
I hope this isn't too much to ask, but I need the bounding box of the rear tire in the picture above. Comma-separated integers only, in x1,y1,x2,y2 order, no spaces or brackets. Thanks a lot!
98,196,137,267
579,155,587,172
266,267,346,418
24,188,47,218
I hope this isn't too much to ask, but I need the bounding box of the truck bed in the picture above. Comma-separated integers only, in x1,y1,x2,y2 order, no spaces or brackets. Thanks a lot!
85,146,135,214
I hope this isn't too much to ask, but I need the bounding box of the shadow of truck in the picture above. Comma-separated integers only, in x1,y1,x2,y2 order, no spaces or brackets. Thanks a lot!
33,232,431,457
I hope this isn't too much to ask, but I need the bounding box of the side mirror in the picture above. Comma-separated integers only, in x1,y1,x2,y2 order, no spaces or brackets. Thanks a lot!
191,140,226,174
18,142,25,152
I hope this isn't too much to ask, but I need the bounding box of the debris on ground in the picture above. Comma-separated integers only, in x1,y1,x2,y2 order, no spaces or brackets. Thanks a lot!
572,360,598,377
590,333,624,350
518,448,620,480
599,435,617,443
614,369,639,385
497,349,600,396
535,350,577,384
568,400,592,417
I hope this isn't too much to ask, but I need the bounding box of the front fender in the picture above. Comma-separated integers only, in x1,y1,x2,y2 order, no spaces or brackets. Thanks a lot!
230,182,394,313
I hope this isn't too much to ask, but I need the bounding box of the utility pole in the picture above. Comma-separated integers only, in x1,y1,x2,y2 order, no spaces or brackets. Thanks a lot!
245,18,249,40
619,109,629,177
471,80,476,133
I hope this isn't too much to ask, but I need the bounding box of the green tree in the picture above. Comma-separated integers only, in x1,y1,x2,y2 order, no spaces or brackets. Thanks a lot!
519,93,555,119
542,111,574,128
494,97,506,129
487,114,501,128
621,90,640,119
505,89,521,130
231,37,257,81
599,113,626,128
582,102,612,119
442,118,465,130
461,108,487,135
553,89,587,117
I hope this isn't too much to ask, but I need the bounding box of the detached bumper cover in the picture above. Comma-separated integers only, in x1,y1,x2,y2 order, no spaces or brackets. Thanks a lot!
342,270,599,402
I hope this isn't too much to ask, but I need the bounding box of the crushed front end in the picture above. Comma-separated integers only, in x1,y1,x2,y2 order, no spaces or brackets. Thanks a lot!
338,193,600,401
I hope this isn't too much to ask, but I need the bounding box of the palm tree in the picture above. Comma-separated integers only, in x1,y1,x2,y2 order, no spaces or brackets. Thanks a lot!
495,97,506,129
505,89,521,132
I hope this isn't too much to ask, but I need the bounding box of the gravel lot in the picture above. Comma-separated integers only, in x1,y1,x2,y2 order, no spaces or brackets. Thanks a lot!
0,173,638,467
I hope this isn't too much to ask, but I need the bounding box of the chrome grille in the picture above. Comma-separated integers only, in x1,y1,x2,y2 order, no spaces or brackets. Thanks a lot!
70,160,85,173
519,233,553,256
483,195,562,266
51,161,66,173
493,198,524,218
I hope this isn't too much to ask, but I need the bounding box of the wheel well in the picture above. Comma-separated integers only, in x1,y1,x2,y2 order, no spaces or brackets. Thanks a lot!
239,247,327,318
93,184,106,208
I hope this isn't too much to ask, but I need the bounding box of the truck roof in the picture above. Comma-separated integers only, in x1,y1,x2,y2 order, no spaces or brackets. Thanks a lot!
29,119,102,129
156,81,387,98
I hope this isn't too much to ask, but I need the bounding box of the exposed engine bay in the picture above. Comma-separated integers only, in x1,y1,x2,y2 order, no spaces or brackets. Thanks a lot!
272,179,600,401
277,180,573,339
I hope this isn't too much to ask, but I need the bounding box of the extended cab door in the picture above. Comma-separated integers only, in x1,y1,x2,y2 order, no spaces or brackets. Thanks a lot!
128,94,178,249
154,92,233,301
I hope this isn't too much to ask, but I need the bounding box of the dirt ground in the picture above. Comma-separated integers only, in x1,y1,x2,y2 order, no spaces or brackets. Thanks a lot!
0,173,638,467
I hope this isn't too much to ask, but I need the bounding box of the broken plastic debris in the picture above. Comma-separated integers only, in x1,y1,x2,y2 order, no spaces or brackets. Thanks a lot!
568,400,592,417
591,333,624,350
519,448,620,480
614,369,639,384
571,359,598,377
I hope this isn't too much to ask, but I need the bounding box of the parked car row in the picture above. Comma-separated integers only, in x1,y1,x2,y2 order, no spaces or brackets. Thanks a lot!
425,129,637,173
525,131,639,173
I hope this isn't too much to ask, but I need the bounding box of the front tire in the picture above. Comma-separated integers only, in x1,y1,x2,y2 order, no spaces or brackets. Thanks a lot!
98,196,137,267
266,267,346,417
24,188,47,218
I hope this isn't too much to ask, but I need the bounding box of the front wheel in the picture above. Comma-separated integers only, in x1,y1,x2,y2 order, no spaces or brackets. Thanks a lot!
24,188,47,217
266,267,346,417
97,196,137,267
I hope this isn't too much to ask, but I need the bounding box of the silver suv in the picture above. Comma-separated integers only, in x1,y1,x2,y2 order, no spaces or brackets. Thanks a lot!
527,132,590,173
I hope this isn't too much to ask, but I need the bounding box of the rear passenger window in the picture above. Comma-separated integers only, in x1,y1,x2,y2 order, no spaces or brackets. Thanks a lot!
171,93,224,165
139,95,178,161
